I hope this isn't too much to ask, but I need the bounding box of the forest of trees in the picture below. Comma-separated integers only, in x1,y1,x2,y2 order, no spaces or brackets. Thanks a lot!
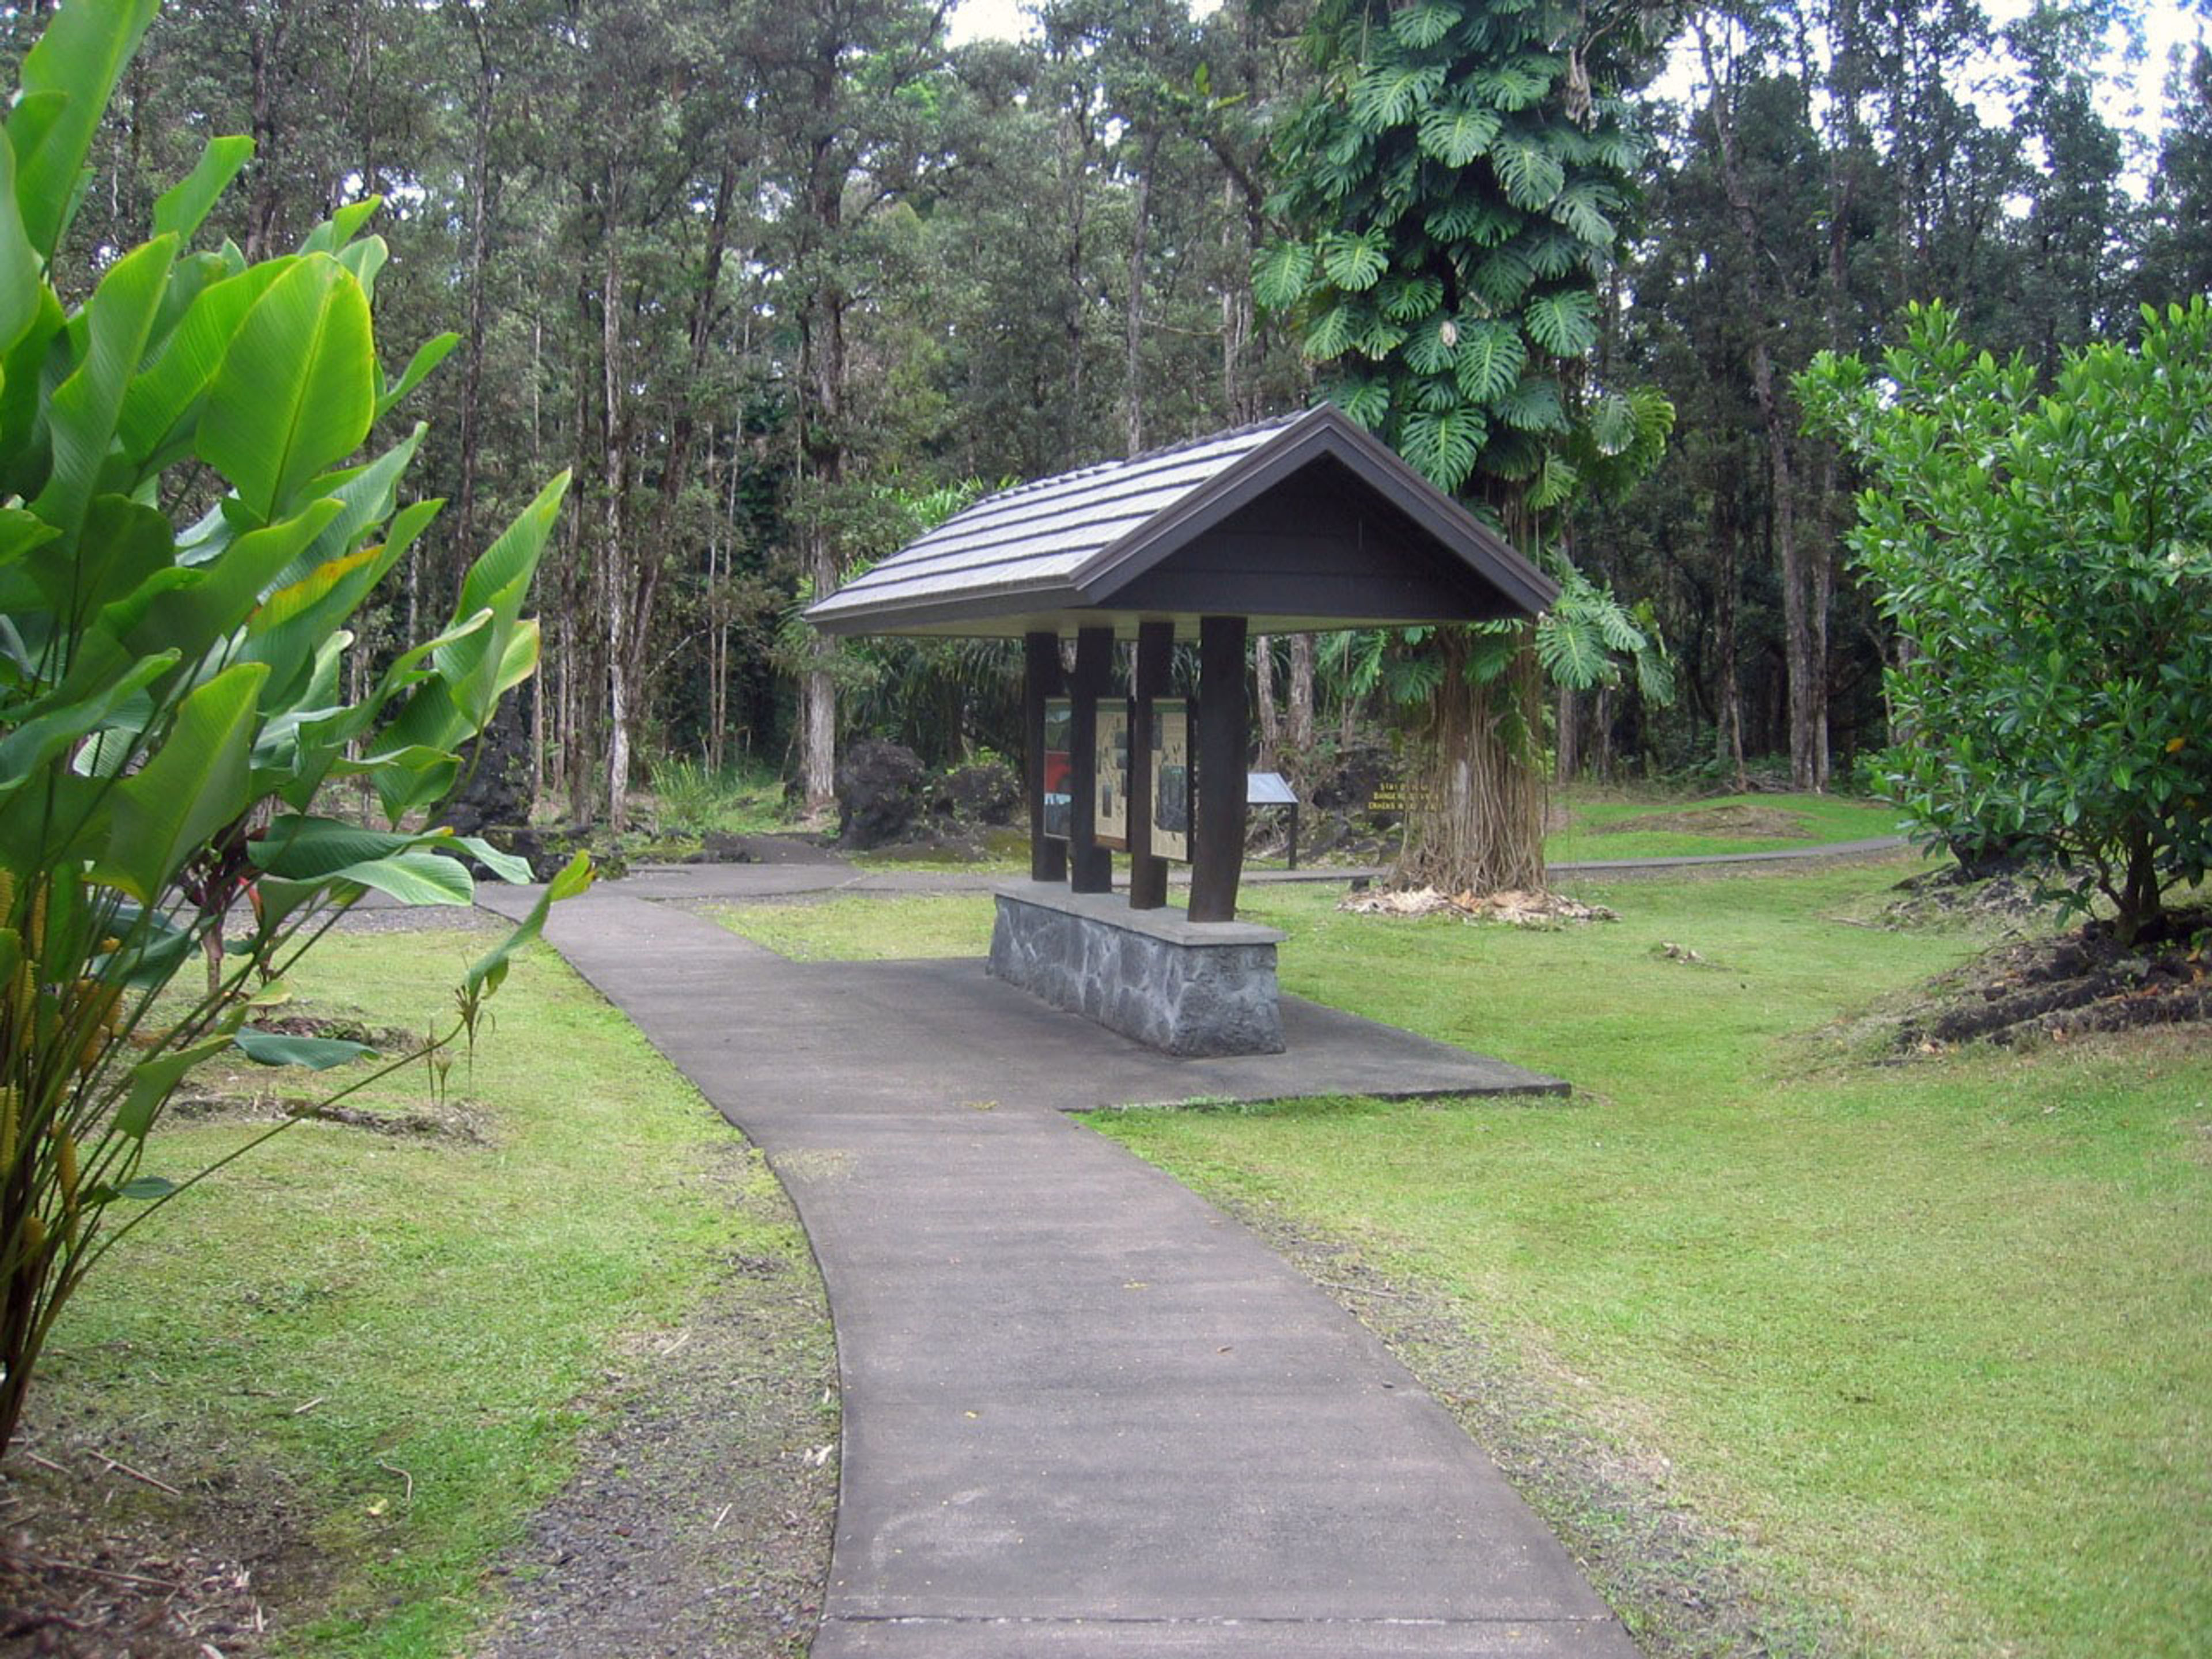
12,0,2209,831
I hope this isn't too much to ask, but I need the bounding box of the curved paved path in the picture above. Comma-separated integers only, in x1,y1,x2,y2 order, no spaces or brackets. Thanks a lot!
485,886,1639,1656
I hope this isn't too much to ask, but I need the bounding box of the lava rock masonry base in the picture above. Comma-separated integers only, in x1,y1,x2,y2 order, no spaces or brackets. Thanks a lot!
988,881,1287,1057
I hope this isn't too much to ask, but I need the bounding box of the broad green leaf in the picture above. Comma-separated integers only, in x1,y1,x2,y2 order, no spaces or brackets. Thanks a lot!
88,660,268,903
249,815,459,880
1251,241,1314,312
1376,273,1444,323
1524,289,1598,357
316,849,474,907
1425,194,1519,247
0,133,43,357
1402,313,1457,376
1588,390,1638,456
153,134,253,244
116,1036,233,1138
234,1027,376,1069
1490,136,1565,210
300,198,380,255
117,257,293,469
108,498,342,671
1302,301,1355,360
450,836,534,885
1551,179,1618,248
6,0,161,258
376,331,458,418
1326,376,1392,430
466,850,594,998
1526,450,1579,509
0,646,173,794
1389,1,1460,48
1471,244,1535,308
199,254,376,522
1400,404,1487,491
0,283,63,497
118,1175,179,1200
244,498,434,704
1453,319,1527,403
22,491,167,624
1536,609,1609,686
1496,373,1567,431
362,739,463,823
1319,229,1389,291
1472,54,1556,112
337,234,388,302
1350,60,1447,131
1416,101,1501,167
29,234,177,543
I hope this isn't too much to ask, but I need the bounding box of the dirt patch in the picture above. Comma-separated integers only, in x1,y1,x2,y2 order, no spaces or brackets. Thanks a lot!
1591,805,1813,839
472,1144,838,1658
1340,886,1620,927
1,1414,324,1658
1886,911,2211,1050
1213,1202,1856,1659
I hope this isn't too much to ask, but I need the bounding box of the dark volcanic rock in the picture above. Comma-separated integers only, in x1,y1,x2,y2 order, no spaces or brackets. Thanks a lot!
438,702,534,840
932,760,1021,826
835,738,927,850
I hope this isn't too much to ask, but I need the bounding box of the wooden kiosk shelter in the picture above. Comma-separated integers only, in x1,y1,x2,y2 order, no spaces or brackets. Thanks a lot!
808,404,1555,1056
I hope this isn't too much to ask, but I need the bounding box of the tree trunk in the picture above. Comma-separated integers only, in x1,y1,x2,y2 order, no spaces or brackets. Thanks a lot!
1123,128,1160,456
1394,630,1547,894
1253,634,1278,767
1714,496,1749,791
1693,14,1825,792
1287,634,1315,755
1555,685,1580,784
452,6,497,567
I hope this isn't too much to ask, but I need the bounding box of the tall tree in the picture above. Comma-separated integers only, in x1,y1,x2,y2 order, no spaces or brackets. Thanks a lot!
1260,0,1675,890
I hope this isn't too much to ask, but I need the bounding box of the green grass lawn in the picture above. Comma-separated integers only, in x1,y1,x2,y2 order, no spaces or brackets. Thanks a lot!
1544,790,1908,863
1088,869,2212,1657
21,925,826,1657
713,864,2211,1656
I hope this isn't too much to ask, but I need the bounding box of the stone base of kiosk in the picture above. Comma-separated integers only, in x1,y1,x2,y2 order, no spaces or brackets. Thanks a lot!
988,881,1287,1058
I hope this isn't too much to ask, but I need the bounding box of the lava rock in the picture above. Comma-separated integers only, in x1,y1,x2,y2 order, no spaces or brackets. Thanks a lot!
835,738,927,849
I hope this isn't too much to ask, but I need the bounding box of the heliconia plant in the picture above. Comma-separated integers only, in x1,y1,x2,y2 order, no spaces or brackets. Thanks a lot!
0,0,589,1459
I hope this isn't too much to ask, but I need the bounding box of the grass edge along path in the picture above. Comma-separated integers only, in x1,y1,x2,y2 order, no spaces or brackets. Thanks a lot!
1084,866,2211,1658
12,925,834,1659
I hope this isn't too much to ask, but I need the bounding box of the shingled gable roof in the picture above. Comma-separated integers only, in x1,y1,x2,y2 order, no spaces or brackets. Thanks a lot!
805,403,1559,640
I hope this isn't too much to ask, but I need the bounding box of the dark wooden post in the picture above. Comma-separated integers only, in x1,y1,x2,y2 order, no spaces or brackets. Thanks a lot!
1024,630,1065,883
1127,620,1173,910
1188,613,1248,923
1068,626,1114,894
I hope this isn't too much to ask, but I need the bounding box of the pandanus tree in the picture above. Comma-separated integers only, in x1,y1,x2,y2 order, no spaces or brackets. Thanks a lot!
0,0,587,1459
1256,0,1677,892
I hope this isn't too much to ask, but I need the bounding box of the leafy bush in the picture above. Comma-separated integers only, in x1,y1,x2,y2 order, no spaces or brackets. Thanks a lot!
0,0,584,1457
1800,299,2212,943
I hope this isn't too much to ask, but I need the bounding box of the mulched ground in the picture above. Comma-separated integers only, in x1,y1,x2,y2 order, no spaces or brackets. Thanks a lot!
1895,912,2211,1049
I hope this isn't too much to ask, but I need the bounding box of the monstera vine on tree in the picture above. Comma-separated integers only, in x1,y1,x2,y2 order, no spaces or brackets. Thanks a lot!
0,0,586,1459
1257,0,1678,892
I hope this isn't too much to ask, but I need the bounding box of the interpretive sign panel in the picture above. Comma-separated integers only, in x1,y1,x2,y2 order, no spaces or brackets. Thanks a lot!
1043,697,1072,840
1153,699,1190,862
1095,705,1130,849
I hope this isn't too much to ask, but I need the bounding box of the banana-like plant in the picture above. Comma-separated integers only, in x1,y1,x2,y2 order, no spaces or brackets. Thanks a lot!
0,0,587,1458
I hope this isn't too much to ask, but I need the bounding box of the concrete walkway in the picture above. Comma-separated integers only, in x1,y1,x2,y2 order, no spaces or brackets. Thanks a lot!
481,885,1638,1656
